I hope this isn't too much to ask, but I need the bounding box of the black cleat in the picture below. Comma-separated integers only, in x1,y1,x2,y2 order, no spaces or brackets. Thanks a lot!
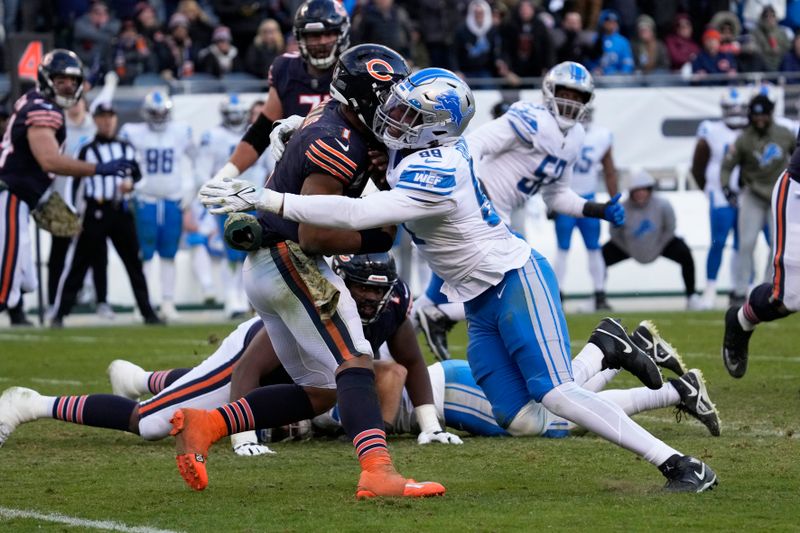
659,454,718,493
632,320,688,377
144,314,165,326
722,306,752,378
416,305,455,361
670,369,720,436
594,291,612,311
589,317,663,390
8,303,33,327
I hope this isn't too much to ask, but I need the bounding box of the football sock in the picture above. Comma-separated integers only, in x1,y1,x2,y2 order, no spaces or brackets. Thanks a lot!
742,282,793,327
146,368,191,395
554,249,568,287
215,385,315,435
336,367,394,471
571,342,605,387
541,381,680,466
582,369,620,393
191,247,215,294
438,302,465,322
161,259,176,302
597,383,680,416
587,249,605,291
47,395,137,433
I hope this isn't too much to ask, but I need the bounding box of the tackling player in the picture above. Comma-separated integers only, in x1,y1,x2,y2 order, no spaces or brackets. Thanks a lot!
120,90,197,321
207,66,719,492
0,49,135,314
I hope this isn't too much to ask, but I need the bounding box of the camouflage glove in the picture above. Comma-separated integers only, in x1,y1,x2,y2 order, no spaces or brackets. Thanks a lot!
223,212,263,251
32,191,81,237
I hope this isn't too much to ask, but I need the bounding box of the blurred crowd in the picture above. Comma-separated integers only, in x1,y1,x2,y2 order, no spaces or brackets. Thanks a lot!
3,1,800,86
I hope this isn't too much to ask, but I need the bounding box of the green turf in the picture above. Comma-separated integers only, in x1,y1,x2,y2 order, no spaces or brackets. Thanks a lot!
0,312,798,532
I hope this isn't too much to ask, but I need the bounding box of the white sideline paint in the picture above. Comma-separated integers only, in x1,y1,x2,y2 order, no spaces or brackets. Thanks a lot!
0,506,183,533
30,378,85,386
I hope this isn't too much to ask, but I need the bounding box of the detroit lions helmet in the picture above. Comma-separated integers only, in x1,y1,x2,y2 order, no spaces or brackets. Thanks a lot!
373,68,475,150
721,87,748,129
220,93,248,131
293,0,350,69
37,49,85,108
542,61,594,130
142,90,173,131
332,253,398,325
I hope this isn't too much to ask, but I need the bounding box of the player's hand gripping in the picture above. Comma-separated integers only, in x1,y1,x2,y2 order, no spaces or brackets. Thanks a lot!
96,158,137,177
603,193,625,227
269,115,304,162
198,177,283,215
231,431,276,457
417,430,464,445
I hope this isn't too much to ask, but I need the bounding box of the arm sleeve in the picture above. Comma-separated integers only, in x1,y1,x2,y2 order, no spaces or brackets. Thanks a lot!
540,168,587,217
282,187,455,230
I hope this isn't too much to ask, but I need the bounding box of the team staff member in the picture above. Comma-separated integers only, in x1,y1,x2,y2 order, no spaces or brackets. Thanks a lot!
50,102,162,327
0,49,135,313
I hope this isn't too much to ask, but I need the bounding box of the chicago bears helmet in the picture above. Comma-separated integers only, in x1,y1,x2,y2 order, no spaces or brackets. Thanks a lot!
720,87,748,129
542,61,594,130
293,0,350,69
220,93,248,131
332,253,398,324
373,67,475,150
37,49,85,108
330,43,410,131
142,90,173,131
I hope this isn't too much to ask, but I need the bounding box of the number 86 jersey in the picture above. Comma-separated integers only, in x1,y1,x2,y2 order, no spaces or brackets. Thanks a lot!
466,101,585,224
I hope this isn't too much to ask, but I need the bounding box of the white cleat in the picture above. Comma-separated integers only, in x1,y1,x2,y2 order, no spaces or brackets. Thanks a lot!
0,387,44,447
107,359,148,400
160,301,180,322
96,302,116,320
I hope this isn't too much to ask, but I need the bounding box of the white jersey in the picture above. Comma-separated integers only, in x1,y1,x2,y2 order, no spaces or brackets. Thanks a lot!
696,119,740,208
198,125,274,188
466,101,587,224
570,124,612,196
282,138,531,302
119,121,196,202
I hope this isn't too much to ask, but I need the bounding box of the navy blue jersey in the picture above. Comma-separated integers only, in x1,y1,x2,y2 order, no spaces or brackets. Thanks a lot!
0,90,67,207
268,53,333,118
788,130,800,182
259,100,375,243
363,280,413,355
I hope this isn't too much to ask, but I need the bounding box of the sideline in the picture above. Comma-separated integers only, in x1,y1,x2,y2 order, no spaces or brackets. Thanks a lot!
0,506,183,533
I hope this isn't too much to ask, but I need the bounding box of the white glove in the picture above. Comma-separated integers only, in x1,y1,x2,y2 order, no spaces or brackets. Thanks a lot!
231,431,276,456
198,177,283,215
417,430,464,445
269,115,304,162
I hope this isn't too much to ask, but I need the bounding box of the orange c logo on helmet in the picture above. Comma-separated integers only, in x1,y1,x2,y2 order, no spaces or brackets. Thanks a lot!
366,59,393,82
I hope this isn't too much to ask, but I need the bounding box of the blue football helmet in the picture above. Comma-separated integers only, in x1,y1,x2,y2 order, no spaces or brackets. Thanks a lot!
721,87,748,129
220,93,248,131
142,90,173,131
372,67,475,150
542,61,594,130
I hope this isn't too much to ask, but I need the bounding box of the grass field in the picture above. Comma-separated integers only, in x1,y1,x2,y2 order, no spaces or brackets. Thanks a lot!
1,311,798,532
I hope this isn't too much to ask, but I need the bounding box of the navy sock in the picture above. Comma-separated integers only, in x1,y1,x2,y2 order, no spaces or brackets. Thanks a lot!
216,385,315,435
147,368,191,394
745,283,793,324
335,367,388,460
52,394,136,433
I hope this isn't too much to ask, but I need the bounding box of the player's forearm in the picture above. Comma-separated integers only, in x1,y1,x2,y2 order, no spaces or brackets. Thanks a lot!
40,153,98,178
228,142,260,174
403,359,435,407
542,185,586,217
374,362,408,427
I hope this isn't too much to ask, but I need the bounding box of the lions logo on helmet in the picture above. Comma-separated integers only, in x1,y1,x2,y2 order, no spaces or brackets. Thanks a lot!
142,90,173,131
720,88,748,129
37,49,85,108
220,93,248,132
542,61,594,131
373,68,475,150
293,0,350,70
332,253,398,325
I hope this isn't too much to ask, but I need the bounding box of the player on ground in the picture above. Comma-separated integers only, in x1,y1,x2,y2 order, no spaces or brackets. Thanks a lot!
0,49,135,313
691,88,748,309
205,66,719,492
119,90,196,321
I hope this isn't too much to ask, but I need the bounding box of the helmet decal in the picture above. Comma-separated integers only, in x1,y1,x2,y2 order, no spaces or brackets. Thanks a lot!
434,90,464,127
366,58,393,81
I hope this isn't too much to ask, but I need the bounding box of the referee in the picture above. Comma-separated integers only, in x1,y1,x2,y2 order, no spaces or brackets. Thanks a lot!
51,102,162,326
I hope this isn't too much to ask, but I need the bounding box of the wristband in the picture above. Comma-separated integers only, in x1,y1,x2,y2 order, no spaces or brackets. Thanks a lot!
582,201,606,219
242,113,274,155
212,162,241,182
231,430,259,449
414,403,442,434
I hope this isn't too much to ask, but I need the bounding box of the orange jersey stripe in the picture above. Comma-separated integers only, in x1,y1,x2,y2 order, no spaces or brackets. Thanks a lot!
305,150,348,183
138,365,234,415
309,144,354,179
316,140,357,170
0,195,19,302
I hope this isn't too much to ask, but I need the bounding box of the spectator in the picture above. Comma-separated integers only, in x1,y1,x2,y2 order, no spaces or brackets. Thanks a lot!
154,12,199,79
637,0,679,37
73,1,121,68
599,170,703,310
710,10,742,56
738,34,770,73
691,28,737,85
665,13,700,71
603,0,638,38
408,0,460,69
500,0,555,78
351,0,415,60
590,9,634,75
752,5,791,71
743,0,787,30
632,14,669,74
779,33,800,80
111,19,159,84
211,0,275,54
197,25,242,77
244,18,285,78
573,0,602,30
134,2,164,43
553,10,594,65
454,0,505,79
177,0,216,49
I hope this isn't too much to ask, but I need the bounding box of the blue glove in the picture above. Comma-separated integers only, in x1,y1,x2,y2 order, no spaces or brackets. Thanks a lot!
96,159,136,177
603,193,625,227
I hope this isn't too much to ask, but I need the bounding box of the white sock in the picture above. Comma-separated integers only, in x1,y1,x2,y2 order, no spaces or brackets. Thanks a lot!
582,368,620,392
738,306,757,331
161,259,176,302
554,249,569,287
541,381,680,466
191,248,214,293
39,396,58,419
571,343,605,387
597,383,680,416
587,249,605,291
438,302,466,322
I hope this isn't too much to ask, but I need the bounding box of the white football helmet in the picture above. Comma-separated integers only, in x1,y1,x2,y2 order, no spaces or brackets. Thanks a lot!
721,87,748,129
372,68,475,150
220,93,248,132
542,61,594,130
142,90,173,131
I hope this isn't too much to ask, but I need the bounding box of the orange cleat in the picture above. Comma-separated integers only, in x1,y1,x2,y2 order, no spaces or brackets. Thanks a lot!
169,408,227,491
355,467,446,499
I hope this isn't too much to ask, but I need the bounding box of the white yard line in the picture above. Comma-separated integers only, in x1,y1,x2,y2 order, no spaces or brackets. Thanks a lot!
0,506,182,533
30,378,86,386
0,332,205,346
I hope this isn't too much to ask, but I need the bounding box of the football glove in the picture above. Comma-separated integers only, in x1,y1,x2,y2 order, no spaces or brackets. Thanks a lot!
231,431,276,456
198,178,283,215
722,186,738,207
603,193,625,227
417,430,464,445
269,115,304,162
96,158,137,177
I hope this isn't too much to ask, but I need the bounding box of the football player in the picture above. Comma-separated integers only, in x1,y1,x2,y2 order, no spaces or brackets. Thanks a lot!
120,90,197,321
209,66,719,492
691,88,748,309
0,49,135,314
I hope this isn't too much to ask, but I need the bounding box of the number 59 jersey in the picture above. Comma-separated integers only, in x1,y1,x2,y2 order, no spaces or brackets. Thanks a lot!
466,101,585,224
119,121,196,202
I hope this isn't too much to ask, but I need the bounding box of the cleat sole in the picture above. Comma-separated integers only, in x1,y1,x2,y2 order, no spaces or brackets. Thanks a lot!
176,453,208,491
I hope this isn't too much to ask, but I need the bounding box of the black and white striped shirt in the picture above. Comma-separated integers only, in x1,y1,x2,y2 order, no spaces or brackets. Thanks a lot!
76,136,140,203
